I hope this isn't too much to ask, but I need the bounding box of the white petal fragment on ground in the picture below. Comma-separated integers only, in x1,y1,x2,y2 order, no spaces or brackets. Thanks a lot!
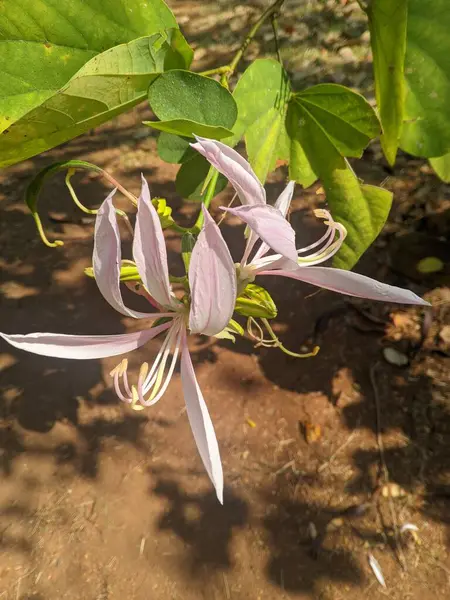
368,554,386,588
189,207,237,337
180,333,223,503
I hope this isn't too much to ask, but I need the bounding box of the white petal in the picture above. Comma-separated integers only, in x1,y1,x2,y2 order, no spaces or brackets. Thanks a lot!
253,181,296,260
222,204,298,264
133,175,178,309
191,137,266,206
261,266,430,305
368,554,386,588
0,322,172,360
274,180,295,217
93,190,151,319
189,207,237,336
180,333,223,503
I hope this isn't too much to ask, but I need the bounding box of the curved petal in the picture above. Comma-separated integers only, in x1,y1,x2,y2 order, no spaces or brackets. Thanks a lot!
189,207,237,336
133,176,178,310
191,137,266,206
222,204,298,264
260,266,430,305
180,333,223,503
0,321,172,360
93,190,150,319
253,181,296,261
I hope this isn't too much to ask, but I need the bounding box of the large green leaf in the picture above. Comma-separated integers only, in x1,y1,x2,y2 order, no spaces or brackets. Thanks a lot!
0,0,176,131
144,118,232,139
176,154,228,201
148,70,236,200
287,98,391,269
225,59,291,183
430,153,450,183
0,0,192,167
157,132,194,164
367,0,407,165
287,84,380,191
148,70,237,129
0,31,192,168
400,0,450,157
295,84,380,157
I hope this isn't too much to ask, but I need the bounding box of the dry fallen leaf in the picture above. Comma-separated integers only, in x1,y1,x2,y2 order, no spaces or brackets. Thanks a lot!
300,421,322,444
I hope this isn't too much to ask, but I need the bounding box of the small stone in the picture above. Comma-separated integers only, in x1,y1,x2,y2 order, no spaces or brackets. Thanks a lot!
383,347,409,367
439,325,450,345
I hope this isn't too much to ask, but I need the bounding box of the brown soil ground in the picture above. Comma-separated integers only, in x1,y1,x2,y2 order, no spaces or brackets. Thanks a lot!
1,2,449,599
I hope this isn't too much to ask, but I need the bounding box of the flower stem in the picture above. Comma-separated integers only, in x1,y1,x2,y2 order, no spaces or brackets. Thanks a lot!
192,169,219,232
196,0,286,85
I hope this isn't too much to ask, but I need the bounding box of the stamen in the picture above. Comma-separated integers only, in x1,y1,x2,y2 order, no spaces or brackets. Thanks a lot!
247,317,278,348
130,386,145,411
110,359,129,402
261,318,320,359
141,326,182,407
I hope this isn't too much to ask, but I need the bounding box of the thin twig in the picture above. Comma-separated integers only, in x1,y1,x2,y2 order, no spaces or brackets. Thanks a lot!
370,362,408,570
318,430,358,472
271,13,283,65
226,0,286,79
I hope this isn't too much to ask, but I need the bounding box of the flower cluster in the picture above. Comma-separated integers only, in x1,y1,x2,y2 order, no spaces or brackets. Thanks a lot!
1,140,428,502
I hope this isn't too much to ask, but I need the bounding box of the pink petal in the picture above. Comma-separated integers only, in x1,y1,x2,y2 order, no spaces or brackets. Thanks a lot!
261,266,430,305
222,204,298,264
133,175,178,310
0,321,172,360
275,181,295,217
93,190,151,319
254,181,295,261
180,333,223,503
190,137,266,206
189,207,237,336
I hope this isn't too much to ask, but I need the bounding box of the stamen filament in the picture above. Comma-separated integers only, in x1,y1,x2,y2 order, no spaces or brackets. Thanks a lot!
260,318,320,359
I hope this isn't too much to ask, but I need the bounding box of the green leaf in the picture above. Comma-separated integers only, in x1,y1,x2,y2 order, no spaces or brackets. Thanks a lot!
401,0,450,157
286,100,391,269
176,154,228,201
148,70,237,129
366,0,407,165
295,84,380,157
0,29,192,168
157,132,193,164
0,0,177,132
430,153,450,183
144,118,233,139
226,59,291,182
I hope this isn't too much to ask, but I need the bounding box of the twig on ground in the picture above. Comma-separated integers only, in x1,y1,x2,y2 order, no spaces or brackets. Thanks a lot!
318,430,358,473
370,362,408,571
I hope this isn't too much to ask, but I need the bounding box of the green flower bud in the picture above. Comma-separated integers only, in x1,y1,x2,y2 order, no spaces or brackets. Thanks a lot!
152,197,175,230
84,260,141,282
234,284,277,319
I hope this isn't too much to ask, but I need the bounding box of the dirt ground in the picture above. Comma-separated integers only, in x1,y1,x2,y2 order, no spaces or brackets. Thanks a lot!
1,2,449,599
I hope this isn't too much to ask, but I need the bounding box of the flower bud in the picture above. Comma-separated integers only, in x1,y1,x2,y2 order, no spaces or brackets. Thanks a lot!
235,284,277,319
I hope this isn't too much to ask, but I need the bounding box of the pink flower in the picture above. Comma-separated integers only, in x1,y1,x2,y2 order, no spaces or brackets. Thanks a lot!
192,137,429,307
0,176,237,502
